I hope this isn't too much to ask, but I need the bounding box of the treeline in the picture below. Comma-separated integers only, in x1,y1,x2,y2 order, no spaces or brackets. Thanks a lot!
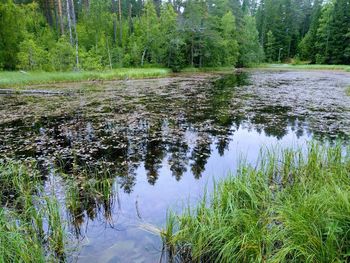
0,0,349,72
257,0,350,64
0,0,262,71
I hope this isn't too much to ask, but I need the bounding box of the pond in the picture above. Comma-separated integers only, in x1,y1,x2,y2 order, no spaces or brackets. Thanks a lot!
0,69,350,262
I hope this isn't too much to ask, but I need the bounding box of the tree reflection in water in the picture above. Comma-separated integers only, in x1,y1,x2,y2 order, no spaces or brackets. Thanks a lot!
1,71,347,236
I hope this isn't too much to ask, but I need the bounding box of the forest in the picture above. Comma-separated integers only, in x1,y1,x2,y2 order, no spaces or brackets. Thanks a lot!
0,0,349,72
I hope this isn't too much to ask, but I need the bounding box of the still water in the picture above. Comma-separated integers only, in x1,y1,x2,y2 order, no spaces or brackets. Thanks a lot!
0,70,349,262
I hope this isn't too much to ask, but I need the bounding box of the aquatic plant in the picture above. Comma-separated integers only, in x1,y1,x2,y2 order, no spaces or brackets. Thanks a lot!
62,165,116,236
0,161,67,262
164,142,350,262
346,86,350,96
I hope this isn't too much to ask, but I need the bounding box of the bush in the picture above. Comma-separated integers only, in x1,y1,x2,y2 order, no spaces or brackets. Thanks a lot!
80,49,103,71
17,38,49,71
49,37,75,71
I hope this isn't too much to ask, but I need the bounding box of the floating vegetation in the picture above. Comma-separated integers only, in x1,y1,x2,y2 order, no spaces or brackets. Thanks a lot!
0,71,350,261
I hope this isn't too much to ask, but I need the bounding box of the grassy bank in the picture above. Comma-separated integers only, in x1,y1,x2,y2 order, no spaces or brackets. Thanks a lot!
0,161,66,262
0,68,170,88
258,63,350,71
3,64,348,88
163,143,350,262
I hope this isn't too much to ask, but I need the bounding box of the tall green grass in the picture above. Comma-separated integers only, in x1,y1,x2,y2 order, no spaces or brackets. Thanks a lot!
0,68,170,88
0,161,67,262
163,143,350,262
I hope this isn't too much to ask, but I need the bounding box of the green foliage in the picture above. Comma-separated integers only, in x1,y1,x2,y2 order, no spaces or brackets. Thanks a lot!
138,0,161,65
160,4,186,71
238,15,263,66
79,49,103,70
49,37,75,71
17,38,49,71
313,5,331,64
265,30,276,62
221,11,239,65
0,161,66,262
1,0,350,71
0,0,24,70
0,209,45,263
298,0,322,63
165,142,350,262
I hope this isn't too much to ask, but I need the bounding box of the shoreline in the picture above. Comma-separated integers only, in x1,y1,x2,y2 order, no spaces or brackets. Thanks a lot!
1,65,349,89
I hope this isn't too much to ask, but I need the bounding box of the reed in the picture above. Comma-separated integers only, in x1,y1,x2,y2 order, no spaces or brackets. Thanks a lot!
0,161,67,262
164,142,350,262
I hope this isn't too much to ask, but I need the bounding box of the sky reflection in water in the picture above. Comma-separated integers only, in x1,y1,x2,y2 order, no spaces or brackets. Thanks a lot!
1,70,350,262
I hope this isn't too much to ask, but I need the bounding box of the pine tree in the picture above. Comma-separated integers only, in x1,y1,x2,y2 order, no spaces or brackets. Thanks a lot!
327,0,350,64
221,11,239,65
298,0,321,62
265,30,276,62
160,4,185,71
315,3,334,64
238,15,263,66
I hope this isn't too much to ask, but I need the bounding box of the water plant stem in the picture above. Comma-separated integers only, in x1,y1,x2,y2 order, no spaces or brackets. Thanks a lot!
163,142,350,262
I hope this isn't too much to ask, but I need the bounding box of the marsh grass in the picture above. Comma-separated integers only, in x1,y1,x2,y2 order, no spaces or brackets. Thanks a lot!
0,161,67,262
0,68,170,88
164,142,350,262
60,164,117,236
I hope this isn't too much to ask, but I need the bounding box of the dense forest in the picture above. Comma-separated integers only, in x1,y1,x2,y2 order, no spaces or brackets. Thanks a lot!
0,0,349,71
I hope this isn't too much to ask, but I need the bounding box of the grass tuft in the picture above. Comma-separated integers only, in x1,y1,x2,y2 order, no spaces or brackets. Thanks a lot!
164,142,350,262
0,161,67,262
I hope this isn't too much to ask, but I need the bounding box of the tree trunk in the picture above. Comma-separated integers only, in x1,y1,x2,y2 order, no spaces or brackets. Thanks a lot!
54,3,59,34
70,0,80,69
128,3,132,35
112,0,117,45
106,36,113,69
57,0,64,35
44,0,53,27
118,0,123,47
141,48,147,66
67,0,79,69
83,0,90,12
66,0,73,45
191,34,194,67
167,48,171,67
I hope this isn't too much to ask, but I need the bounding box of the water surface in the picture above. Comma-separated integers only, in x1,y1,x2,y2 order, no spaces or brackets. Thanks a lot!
0,70,349,262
